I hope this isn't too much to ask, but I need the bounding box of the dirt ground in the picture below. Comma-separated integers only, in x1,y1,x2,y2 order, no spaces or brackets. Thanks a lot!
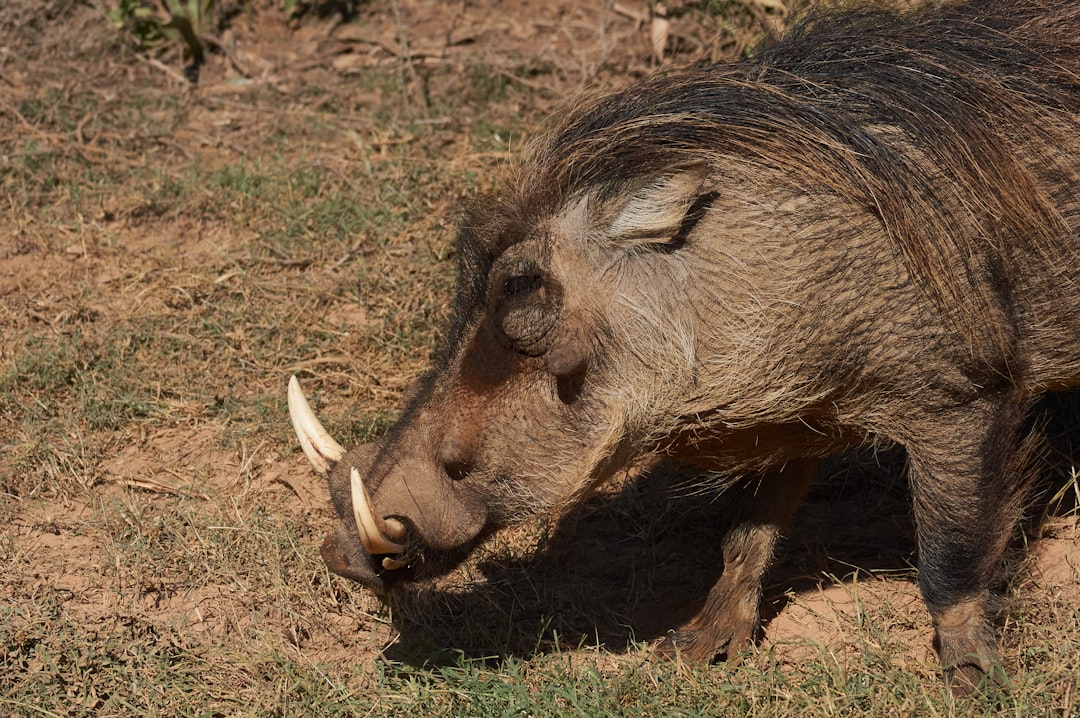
2,0,1079,713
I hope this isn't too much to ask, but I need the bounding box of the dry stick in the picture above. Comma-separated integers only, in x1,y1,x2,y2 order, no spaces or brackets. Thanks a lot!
0,93,34,130
492,67,554,93
139,55,192,86
736,0,784,38
444,0,469,50
198,31,251,79
613,2,649,26
389,0,427,112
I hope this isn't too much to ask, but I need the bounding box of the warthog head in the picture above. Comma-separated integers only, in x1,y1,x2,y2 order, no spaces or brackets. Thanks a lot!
288,162,727,590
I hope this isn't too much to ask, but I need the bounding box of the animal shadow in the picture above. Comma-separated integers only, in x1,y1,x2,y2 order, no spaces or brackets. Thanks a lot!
384,391,1080,668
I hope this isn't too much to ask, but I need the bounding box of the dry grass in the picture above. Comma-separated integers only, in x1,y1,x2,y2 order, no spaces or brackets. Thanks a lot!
2,1,1079,716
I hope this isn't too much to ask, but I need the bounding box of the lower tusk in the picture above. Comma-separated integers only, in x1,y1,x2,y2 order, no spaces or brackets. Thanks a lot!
287,376,345,475
351,467,407,555
383,516,406,543
381,557,408,571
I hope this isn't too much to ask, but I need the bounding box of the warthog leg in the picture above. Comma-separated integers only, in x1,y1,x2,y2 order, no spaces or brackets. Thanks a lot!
657,459,816,662
905,391,1036,695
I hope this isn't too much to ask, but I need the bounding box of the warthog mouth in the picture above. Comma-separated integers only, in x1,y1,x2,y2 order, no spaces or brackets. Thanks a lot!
348,465,410,570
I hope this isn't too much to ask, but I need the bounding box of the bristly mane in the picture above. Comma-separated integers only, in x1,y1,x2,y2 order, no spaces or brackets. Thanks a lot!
496,0,1080,363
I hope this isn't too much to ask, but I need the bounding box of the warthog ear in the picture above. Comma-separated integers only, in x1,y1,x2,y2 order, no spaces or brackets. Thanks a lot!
605,162,712,251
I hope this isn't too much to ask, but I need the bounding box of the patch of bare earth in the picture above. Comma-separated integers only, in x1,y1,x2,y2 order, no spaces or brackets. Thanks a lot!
1028,516,1080,604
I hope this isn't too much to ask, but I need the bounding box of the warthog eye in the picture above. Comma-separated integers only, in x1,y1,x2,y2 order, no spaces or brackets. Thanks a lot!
487,247,563,357
503,273,542,299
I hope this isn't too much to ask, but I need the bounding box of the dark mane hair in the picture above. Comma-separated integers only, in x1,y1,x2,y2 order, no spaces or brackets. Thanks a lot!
501,0,1080,357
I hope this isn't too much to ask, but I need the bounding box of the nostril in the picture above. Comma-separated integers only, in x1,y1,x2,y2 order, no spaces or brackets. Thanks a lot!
439,433,475,482
444,461,471,482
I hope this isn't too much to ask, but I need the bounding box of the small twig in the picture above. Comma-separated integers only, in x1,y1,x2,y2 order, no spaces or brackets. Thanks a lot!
736,0,785,38
249,256,312,269
285,356,355,373
199,31,250,79
493,67,554,93
233,439,266,492
139,55,192,86
124,477,182,495
389,0,415,68
0,94,34,130
124,476,210,500
613,2,649,26
389,0,428,111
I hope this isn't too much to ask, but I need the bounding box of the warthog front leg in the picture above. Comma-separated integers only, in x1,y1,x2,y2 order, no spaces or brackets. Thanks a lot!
905,393,1036,695
658,459,816,662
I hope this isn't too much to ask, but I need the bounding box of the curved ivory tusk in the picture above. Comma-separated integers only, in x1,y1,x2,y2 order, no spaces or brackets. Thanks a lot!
288,375,345,475
351,467,407,555
381,557,408,571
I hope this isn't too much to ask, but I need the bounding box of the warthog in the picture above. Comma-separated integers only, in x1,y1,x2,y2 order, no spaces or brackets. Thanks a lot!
289,0,1080,691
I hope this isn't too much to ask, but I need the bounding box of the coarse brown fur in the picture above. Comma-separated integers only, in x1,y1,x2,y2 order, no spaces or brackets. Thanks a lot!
302,0,1080,695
